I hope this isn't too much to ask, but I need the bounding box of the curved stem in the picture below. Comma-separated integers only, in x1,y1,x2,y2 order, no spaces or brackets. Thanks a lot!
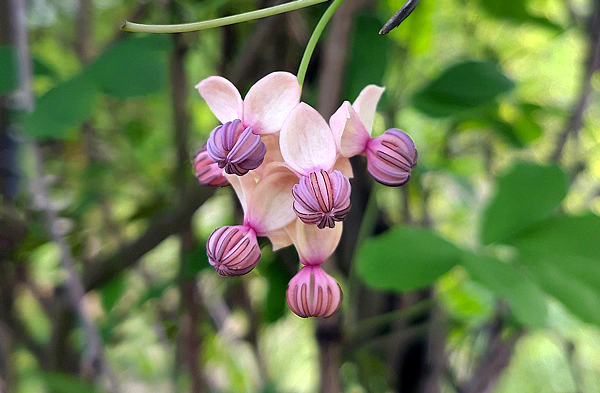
121,0,328,34
296,0,346,88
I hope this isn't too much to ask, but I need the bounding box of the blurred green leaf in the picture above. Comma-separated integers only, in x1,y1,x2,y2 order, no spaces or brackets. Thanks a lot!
181,244,209,279
261,253,292,323
0,45,19,94
100,274,126,312
411,60,515,118
474,0,563,31
33,57,58,80
507,214,600,260
44,372,102,393
356,226,461,291
524,256,600,325
87,35,171,99
23,74,98,139
344,13,390,102
461,253,547,328
481,162,567,245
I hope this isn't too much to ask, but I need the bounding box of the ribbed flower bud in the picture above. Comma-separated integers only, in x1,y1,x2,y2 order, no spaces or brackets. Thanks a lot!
286,265,342,318
192,145,229,187
292,170,351,229
206,226,260,277
206,119,267,176
365,128,417,187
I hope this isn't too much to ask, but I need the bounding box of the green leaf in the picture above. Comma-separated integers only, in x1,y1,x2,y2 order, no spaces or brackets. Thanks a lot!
87,35,171,99
411,61,515,118
181,244,209,279
100,274,126,312
44,372,102,393
23,74,98,139
507,214,600,260
461,253,547,328
0,45,18,94
261,253,292,323
481,162,567,245
356,226,461,291
475,0,563,31
523,256,600,325
344,13,390,102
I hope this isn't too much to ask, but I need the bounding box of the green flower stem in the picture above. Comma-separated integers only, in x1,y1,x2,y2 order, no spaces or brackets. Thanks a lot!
296,0,346,88
121,0,328,34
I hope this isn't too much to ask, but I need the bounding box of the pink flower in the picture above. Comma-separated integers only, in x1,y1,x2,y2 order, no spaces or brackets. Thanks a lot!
196,72,301,176
192,145,229,187
329,85,418,186
279,103,352,228
286,265,342,318
207,225,260,276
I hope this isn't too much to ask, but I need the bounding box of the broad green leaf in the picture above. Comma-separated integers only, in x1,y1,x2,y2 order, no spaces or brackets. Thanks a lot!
344,14,390,102
261,253,292,323
356,226,461,291
181,244,209,279
100,274,126,312
507,214,600,260
523,256,600,325
411,61,515,118
44,372,102,393
23,74,98,139
481,162,567,245
87,35,171,99
475,0,563,31
0,45,18,94
461,253,547,328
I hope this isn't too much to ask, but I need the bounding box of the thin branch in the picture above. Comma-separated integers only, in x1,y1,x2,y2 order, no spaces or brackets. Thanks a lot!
379,0,420,35
551,0,600,162
82,184,214,292
121,0,328,34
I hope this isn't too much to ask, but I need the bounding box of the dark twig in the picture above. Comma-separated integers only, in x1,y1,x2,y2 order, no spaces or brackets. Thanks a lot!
379,0,420,35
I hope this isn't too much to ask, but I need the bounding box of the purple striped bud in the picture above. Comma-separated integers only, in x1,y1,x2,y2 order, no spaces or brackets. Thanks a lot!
207,226,261,277
206,119,267,176
292,170,351,229
286,266,342,318
365,128,417,187
192,145,229,187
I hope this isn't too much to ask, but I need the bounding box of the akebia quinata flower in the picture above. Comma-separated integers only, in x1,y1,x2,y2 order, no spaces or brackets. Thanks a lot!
196,72,301,176
330,85,418,186
192,145,229,187
286,265,342,318
280,103,352,229
194,71,417,319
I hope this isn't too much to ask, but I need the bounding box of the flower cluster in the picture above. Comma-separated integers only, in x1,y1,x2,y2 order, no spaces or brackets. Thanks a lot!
192,72,417,318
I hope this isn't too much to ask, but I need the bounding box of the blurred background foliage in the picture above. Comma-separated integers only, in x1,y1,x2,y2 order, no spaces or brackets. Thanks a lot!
1,0,600,392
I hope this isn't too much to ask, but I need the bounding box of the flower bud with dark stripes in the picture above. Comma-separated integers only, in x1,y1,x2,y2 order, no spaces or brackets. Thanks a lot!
286,265,342,318
206,226,260,276
365,128,417,187
292,170,351,229
206,119,267,176
192,145,229,187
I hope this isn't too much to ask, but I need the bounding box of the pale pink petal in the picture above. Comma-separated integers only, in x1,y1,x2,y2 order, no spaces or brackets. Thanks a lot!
246,168,298,234
266,225,294,251
243,72,301,135
352,85,385,135
280,103,337,176
196,76,243,124
286,219,342,265
329,102,351,147
225,172,258,214
260,134,284,169
329,102,370,157
333,156,354,178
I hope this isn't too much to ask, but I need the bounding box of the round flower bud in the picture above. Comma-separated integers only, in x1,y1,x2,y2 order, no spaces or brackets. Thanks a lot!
365,128,417,186
206,119,267,176
292,170,351,229
286,265,342,318
192,145,228,187
206,226,260,276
